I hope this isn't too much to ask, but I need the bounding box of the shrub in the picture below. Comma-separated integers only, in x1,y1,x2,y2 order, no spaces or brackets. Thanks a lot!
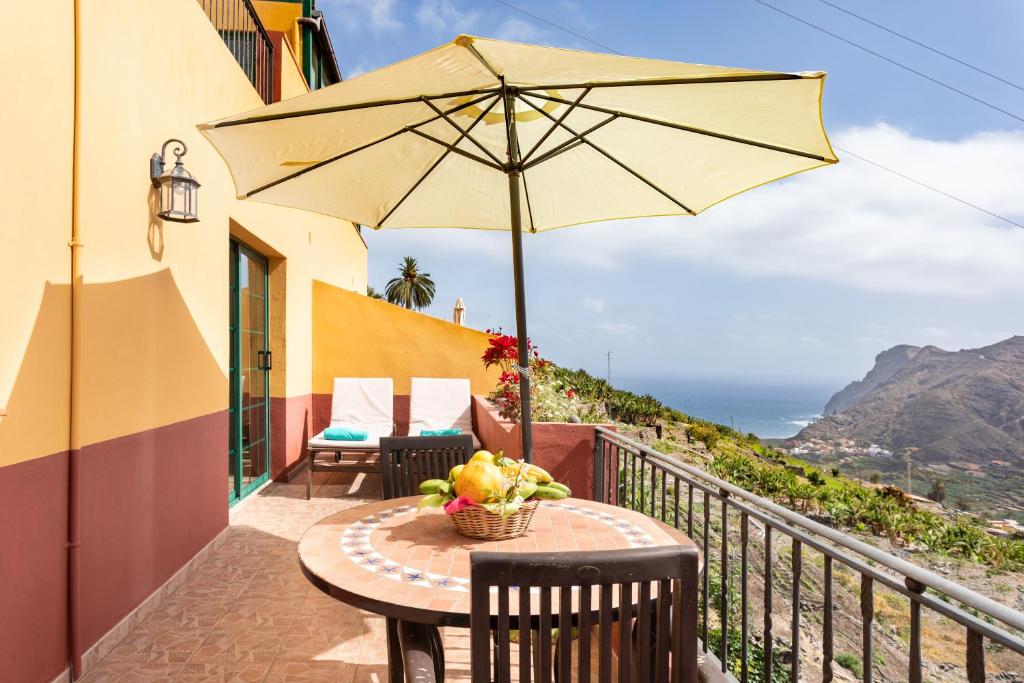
835,653,863,677
686,422,722,450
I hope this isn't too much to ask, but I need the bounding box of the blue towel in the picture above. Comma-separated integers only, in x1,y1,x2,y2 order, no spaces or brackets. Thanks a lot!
420,428,462,436
323,427,369,441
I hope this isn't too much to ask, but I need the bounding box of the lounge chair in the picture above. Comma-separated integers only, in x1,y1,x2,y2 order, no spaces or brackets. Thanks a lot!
408,377,481,448
306,378,395,499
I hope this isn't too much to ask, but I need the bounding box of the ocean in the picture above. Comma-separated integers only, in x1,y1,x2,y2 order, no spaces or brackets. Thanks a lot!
614,377,838,440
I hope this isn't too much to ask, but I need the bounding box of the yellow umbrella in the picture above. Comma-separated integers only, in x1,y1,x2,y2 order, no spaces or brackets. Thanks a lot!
200,35,837,460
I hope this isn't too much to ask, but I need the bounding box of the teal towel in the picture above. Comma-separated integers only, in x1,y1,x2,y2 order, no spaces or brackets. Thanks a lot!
420,428,462,436
323,427,369,441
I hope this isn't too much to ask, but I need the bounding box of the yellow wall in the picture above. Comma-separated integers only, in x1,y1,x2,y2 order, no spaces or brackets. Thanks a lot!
1,0,367,465
313,281,500,396
253,0,304,64
0,0,74,467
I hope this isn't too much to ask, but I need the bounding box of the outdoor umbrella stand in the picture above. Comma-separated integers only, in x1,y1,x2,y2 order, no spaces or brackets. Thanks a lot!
201,34,838,465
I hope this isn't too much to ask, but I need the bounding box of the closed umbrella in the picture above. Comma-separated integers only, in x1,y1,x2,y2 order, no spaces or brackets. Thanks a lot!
200,35,837,461
453,297,466,326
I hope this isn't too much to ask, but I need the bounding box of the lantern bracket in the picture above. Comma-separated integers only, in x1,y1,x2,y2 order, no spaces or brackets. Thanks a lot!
150,139,188,187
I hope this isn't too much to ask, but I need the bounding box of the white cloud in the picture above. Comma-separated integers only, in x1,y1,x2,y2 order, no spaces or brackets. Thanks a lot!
495,17,544,43
330,0,402,33
366,124,1024,298
526,124,1024,296
581,295,606,314
416,0,481,33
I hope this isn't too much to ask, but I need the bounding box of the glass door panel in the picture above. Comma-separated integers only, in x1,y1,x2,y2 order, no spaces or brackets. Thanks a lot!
229,240,270,505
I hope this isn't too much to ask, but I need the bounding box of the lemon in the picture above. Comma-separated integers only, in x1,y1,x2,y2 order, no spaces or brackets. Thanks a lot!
470,450,495,464
454,461,505,504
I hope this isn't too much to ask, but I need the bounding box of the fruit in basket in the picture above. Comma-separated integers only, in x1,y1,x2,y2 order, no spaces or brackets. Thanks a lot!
469,450,496,464
417,454,573,516
533,484,569,500
454,460,505,504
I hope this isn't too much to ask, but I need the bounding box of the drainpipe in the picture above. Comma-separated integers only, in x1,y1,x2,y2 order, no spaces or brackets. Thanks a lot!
297,12,341,85
300,0,313,86
67,0,83,677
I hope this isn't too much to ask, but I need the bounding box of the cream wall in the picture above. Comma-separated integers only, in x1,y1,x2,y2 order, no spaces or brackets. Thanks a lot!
66,0,365,449
0,0,74,467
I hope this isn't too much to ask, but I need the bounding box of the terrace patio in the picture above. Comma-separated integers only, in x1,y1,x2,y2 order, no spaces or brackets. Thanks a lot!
81,471,414,682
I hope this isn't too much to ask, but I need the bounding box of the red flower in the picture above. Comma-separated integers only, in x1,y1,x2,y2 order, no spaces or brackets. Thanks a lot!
566,389,576,399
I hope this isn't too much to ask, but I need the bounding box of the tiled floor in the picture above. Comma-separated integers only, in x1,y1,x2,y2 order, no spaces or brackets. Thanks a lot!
82,472,476,682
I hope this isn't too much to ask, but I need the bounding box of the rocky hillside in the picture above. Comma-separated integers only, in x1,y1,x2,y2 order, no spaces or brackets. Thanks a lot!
794,336,1024,465
824,344,921,415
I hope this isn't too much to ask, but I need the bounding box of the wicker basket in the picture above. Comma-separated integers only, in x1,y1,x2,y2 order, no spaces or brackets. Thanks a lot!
449,499,540,540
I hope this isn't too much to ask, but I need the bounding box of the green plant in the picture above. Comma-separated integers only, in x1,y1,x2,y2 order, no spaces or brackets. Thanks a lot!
366,285,385,300
384,256,436,310
687,422,722,450
835,653,863,677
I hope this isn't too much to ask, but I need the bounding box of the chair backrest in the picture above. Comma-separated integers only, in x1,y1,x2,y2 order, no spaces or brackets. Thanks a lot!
470,546,699,683
330,378,393,433
409,377,474,435
379,434,474,500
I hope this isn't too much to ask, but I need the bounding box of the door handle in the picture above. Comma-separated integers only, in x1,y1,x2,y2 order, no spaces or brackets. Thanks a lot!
259,350,272,371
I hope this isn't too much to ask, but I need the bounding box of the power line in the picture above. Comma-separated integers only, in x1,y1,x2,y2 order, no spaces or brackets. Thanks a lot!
489,0,1023,231
810,0,1024,93
751,0,1024,125
834,145,1024,230
490,0,621,54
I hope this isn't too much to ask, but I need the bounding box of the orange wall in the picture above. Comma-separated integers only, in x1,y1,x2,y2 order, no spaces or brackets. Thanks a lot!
313,281,500,396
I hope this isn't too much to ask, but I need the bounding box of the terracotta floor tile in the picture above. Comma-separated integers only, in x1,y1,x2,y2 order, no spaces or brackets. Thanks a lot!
102,626,208,665
78,660,181,683
265,660,359,682
174,661,272,682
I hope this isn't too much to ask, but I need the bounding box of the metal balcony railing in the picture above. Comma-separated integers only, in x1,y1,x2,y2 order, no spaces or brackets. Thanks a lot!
198,0,274,103
593,427,1024,682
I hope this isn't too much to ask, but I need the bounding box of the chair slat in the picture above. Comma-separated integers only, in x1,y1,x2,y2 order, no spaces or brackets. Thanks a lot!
519,585,532,683
557,586,572,683
578,583,592,681
637,580,652,683
598,584,613,683
619,582,632,683
539,586,553,683
497,587,511,682
655,578,671,682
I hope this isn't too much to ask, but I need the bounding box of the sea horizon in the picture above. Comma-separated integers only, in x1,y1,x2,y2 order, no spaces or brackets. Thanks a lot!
614,376,841,440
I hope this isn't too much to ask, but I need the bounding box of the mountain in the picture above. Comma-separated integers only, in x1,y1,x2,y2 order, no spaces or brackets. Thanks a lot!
792,336,1024,465
824,344,922,415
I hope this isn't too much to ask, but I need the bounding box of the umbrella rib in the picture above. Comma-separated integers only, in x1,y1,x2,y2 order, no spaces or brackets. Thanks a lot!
520,168,537,232
520,87,592,165
406,128,505,171
377,96,502,228
419,97,505,168
208,87,501,128
243,92,497,198
521,114,618,170
517,95,696,215
516,72,806,91
522,91,830,162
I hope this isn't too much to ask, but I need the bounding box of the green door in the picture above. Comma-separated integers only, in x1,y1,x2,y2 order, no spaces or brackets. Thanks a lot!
229,240,271,505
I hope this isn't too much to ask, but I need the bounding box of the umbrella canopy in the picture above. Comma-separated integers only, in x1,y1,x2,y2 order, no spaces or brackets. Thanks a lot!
200,35,837,460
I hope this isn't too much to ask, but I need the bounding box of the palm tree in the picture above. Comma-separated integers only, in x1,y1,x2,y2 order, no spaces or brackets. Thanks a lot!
366,285,385,300
385,256,436,310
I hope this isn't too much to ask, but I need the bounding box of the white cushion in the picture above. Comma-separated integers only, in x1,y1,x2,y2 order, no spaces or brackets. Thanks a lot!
309,378,395,450
409,377,481,447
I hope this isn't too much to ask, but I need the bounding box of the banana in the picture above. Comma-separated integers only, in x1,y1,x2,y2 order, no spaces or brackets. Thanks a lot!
526,464,553,484
545,481,571,496
517,481,538,500
419,479,447,495
533,485,568,500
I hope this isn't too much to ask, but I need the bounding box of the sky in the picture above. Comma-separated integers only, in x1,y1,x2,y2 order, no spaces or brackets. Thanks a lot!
316,0,1024,387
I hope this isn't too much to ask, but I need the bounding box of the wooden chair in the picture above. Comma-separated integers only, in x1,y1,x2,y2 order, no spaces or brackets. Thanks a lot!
403,544,700,683
379,434,475,500
469,546,700,683
380,434,473,682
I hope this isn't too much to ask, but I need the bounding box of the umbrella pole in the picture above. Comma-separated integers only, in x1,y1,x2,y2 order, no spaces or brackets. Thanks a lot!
508,169,533,463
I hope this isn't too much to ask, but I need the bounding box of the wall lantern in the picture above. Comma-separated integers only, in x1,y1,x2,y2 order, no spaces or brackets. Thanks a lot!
150,138,200,223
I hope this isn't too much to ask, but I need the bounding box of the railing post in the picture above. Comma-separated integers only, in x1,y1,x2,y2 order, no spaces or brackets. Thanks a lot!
593,430,605,502
966,629,985,683
720,490,730,673
905,578,925,683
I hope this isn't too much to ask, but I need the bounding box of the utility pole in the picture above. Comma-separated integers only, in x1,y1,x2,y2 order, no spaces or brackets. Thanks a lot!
606,351,612,382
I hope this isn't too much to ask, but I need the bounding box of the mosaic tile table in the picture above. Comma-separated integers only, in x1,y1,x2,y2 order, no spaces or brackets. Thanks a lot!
298,496,696,628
